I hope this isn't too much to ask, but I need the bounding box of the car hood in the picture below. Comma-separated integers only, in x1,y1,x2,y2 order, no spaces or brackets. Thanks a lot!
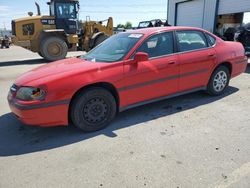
15,58,103,86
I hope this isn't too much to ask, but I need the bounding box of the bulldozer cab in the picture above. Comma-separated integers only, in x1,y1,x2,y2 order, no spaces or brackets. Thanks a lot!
12,0,113,61
48,0,79,34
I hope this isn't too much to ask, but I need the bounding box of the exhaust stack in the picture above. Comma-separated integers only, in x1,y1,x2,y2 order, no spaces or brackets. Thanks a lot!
35,2,41,15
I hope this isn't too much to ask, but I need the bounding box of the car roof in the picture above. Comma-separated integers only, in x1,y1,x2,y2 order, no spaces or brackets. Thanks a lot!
127,26,207,35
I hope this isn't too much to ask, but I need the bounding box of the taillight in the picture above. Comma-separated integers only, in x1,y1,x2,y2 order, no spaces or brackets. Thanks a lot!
11,21,16,36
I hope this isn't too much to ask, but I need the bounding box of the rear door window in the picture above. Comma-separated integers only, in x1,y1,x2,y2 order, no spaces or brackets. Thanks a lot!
205,33,216,46
176,30,208,52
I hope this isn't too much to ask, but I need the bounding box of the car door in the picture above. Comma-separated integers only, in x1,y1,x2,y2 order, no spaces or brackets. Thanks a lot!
175,30,217,91
121,31,180,107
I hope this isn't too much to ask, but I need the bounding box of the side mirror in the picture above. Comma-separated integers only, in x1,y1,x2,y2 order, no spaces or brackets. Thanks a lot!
134,52,149,63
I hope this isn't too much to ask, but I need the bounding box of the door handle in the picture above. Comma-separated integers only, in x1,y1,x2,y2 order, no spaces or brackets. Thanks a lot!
168,61,178,65
208,54,216,58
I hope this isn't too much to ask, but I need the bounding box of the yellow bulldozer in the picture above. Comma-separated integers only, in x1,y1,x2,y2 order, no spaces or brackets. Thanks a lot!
11,0,113,61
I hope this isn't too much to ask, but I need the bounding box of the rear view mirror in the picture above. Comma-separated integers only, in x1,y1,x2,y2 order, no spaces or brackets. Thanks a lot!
134,52,149,63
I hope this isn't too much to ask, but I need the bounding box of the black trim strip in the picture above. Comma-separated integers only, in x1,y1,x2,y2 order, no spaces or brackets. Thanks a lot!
180,68,208,78
9,99,70,110
119,74,179,92
119,86,207,112
118,68,208,92
235,59,247,65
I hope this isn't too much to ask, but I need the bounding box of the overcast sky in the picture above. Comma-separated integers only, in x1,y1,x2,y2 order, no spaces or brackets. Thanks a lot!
0,0,250,30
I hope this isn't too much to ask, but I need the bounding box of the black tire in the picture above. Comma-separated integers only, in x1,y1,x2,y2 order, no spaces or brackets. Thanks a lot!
38,51,43,57
207,66,230,96
40,36,68,61
70,87,117,132
93,34,109,48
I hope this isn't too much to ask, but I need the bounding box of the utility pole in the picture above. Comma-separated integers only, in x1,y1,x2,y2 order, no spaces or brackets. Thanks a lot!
3,22,6,31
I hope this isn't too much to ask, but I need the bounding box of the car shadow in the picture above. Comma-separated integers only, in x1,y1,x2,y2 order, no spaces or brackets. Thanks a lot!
0,59,49,67
0,86,239,156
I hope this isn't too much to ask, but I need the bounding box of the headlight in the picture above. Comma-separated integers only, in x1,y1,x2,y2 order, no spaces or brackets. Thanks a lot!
16,87,46,101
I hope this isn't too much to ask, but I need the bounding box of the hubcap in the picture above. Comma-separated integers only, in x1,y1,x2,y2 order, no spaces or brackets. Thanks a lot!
213,71,228,92
83,97,108,124
48,42,61,56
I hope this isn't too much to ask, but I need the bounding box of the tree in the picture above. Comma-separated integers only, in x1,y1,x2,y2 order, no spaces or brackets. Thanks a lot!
117,22,133,29
117,23,125,29
124,22,132,29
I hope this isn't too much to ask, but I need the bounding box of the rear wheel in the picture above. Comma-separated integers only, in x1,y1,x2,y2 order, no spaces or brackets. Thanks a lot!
40,36,68,61
70,87,117,132
5,42,10,48
207,66,230,95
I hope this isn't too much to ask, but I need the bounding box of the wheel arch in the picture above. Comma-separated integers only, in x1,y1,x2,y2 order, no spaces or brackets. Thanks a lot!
39,30,69,48
68,82,120,121
207,62,232,95
207,61,233,87
213,61,233,76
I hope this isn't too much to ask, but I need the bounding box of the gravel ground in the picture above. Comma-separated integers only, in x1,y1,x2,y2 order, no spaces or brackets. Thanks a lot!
0,46,250,188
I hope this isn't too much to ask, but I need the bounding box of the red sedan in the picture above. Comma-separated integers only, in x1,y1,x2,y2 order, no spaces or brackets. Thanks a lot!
8,27,247,132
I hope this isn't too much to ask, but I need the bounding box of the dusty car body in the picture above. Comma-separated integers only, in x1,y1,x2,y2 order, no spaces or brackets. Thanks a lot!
8,27,247,131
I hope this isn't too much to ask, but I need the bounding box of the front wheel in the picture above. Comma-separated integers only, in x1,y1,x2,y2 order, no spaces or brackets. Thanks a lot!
207,66,230,96
70,87,117,132
40,36,68,61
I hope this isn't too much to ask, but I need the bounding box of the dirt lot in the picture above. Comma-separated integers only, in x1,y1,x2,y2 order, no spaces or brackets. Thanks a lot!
0,46,250,188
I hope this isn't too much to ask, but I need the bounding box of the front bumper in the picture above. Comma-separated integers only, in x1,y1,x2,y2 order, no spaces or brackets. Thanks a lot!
8,94,69,127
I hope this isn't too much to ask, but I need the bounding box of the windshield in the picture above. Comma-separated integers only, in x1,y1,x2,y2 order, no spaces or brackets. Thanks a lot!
138,21,151,28
56,3,77,19
81,33,143,63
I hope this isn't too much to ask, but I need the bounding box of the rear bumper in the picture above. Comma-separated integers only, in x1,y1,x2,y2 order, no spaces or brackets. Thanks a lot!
232,57,248,78
12,37,31,48
8,96,69,127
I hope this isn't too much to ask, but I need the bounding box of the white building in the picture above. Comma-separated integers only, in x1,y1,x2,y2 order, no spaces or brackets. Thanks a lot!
168,0,250,36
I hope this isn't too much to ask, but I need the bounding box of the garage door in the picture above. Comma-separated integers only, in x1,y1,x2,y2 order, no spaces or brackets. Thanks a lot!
176,0,204,27
218,0,250,15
